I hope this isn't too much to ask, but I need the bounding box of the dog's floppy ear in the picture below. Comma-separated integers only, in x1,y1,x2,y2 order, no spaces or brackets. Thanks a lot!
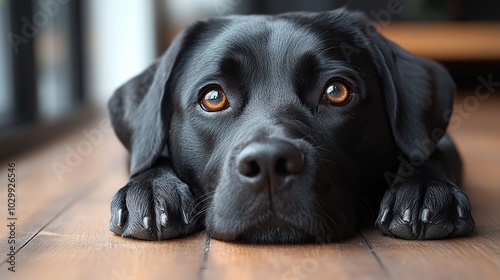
368,31,455,159
108,30,187,177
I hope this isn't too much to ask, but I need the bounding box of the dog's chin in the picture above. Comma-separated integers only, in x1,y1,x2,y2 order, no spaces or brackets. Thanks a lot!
235,226,316,244
208,216,326,244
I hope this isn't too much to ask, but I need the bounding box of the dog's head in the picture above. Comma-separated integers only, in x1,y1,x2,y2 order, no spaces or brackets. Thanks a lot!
109,9,455,243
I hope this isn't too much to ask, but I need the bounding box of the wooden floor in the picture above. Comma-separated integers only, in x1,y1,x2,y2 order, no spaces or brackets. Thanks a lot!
1,93,499,280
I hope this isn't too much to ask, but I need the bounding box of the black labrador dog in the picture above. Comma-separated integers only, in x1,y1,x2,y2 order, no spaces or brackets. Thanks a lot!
108,9,475,243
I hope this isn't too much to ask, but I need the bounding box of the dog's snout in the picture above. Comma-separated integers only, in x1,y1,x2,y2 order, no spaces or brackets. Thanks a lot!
236,139,305,194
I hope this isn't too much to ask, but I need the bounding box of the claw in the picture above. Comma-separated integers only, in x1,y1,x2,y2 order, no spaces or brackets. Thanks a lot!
181,208,190,225
160,213,168,226
457,205,466,219
380,209,389,224
402,209,411,224
117,208,123,227
143,217,151,229
421,208,430,223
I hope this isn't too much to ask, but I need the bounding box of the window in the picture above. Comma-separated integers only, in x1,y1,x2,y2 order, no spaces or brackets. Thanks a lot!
0,3,13,128
0,0,87,159
33,0,82,120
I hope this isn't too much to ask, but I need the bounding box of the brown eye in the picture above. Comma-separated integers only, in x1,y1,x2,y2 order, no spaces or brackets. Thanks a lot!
323,82,350,105
200,86,228,112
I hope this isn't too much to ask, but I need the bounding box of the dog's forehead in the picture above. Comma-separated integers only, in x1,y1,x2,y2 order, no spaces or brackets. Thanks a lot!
191,17,326,75
225,18,322,58
175,14,366,107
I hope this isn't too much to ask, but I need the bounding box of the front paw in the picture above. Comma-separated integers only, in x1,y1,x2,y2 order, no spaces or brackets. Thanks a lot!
109,168,198,240
376,177,475,240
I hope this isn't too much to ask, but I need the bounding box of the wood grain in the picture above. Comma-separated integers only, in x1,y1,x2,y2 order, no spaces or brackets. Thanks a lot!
0,155,207,280
204,236,388,280
0,118,127,260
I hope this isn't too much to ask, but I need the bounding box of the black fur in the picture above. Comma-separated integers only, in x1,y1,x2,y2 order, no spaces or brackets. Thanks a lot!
108,9,475,243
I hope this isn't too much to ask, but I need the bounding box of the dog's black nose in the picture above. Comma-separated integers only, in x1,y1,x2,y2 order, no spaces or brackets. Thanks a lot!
236,139,305,194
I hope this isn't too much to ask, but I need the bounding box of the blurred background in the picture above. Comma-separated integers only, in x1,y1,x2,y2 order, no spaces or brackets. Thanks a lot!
0,0,499,160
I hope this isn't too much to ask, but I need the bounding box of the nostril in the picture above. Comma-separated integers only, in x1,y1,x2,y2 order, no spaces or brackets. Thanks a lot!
275,153,305,175
275,158,288,175
238,160,261,177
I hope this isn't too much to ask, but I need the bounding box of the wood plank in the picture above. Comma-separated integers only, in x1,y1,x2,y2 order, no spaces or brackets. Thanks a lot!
362,161,500,280
363,226,500,280
0,160,207,280
379,23,500,60
0,117,127,260
203,236,388,280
